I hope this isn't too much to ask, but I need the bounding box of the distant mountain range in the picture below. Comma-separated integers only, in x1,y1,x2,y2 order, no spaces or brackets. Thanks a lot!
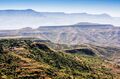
0,9,120,29
0,22,120,47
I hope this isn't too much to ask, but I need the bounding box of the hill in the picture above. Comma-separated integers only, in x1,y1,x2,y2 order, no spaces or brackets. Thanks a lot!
0,39,120,79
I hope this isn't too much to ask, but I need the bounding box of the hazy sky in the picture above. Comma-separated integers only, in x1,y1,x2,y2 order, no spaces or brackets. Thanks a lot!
0,0,120,17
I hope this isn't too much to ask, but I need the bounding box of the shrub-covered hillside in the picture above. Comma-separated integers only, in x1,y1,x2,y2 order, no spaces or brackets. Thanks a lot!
0,39,120,79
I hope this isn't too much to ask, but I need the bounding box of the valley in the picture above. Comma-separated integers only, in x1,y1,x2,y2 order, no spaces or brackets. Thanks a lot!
0,9,120,79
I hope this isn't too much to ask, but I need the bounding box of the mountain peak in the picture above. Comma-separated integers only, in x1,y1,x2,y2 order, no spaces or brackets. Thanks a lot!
26,9,34,11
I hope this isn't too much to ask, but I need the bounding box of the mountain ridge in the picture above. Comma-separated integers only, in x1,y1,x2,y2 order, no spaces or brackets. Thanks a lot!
0,9,111,16
0,22,120,47
0,9,120,30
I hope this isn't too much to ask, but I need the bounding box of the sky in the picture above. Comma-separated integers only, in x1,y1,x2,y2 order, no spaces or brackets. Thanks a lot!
0,0,120,17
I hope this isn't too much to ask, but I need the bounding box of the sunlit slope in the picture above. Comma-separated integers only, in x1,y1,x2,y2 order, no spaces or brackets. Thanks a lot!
0,39,120,79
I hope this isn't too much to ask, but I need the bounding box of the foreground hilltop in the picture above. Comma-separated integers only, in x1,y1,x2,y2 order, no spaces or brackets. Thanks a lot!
0,39,120,79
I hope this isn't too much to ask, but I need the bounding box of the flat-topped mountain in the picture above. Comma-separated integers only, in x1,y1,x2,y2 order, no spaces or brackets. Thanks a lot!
0,9,42,16
72,22,114,29
37,22,114,29
75,22,101,25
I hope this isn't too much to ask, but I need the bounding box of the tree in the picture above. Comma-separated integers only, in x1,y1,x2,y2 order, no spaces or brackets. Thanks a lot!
0,46,3,54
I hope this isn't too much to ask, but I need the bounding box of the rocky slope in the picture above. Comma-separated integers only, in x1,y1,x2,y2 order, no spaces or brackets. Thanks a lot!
1,22,120,47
